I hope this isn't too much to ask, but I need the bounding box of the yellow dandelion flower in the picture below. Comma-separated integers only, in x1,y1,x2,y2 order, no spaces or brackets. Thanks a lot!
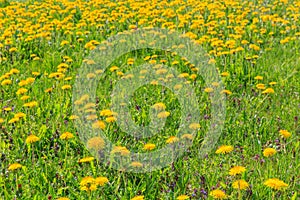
262,88,274,94
20,95,30,101
131,196,144,200
181,134,193,140
79,157,94,163
215,145,234,154
157,111,170,118
131,162,143,168
111,146,130,156
106,116,117,123
204,87,214,93
221,90,232,95
87,137,105,150
25,135,40,144
8,117,19,124
177,195,190,200
95,176,109,186
14,112,26,119
189,123,201,130
269,82,277,85
16,88,28,95
264,178,288,190
61,85,71,90
0,118,4,123
166,136,179,144
69,115,79,120
92,120,106,130
56,197,70,200
279,130,291,138
143,143,156,151
221,72,230,77
254,76,263,80
60,132,74,140
229,166,246,176
23,101,38,108
232,179,249,190
8,163,23,171
263,148,276,157
1,79,12,86
256,84,265,90
110,66,119,72
209,189,227,199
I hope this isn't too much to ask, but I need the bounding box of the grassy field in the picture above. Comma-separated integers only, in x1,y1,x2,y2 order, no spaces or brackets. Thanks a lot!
0,0,299,199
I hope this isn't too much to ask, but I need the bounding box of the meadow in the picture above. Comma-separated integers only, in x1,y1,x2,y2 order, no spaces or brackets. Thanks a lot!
0,0,299,199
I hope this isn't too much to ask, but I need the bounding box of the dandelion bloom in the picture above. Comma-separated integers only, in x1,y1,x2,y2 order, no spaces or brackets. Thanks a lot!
152,102,166,110
262,88,274,94
181,134,193,140
56,198,70,200
221,90,232,95
8,118,19,124
8,163,22,171
106,116,117,123
79,156,94,163
221,72,230,77
0,118,4,123
177,195,190,199
60,132,74,140
56,197,70,200
256,84,265,90
204,87,214,93
229,166,246,176
166,136,179,144
157,111,170,118
189,123,201,130
232,179,249,190
14,112,26,119
92,120,106,130
131,162,143,168
254,76,263,80
279,130,291,138
69,115,79,120
26,135,40,144
263,148,276,157
264,178,288,190
87,137,105,151
209,189,227,199
95,176,109,186
215,145,234,154
131,196,144,200
80,176,97,191
143,143,156,151
111,146,130,156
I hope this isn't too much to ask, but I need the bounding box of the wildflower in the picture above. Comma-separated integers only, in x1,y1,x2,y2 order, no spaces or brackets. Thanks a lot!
8,118,19,124
23,101,38,108
264,178,288,190
143,143,156,151
106,116,117,123
269,82,277,85
61,85,71,90
209,189,227,199
20,95,30,101
79,157,94,163
1,79,12,86
14,112,26,119
166,136,179,144
0,118,4,123
56,198,70,200
262,88,274,94
26,135,40,144
279,130,291,138
256,84,265,90
189,123,201,130
181,134,193,140
131,196,144,200
16,88,28,95
221,90,232,95
60,132,74,140
254,76,263,80
131,162,143,168
87,137,105,150
80,176,97,191
204,87,214,93
69,115,79,120
110,66,119,72
95,176,109,186
229,166,246,176
111,146,130,156
92,120,106,129
177,195,190,200
263,148,276,157
215,145,234,154
8,163,23,171
232,179,249,190
157,111,170,118
221,72,230,77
